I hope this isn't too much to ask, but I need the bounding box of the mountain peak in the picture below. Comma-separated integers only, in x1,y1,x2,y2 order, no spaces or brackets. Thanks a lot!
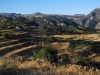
95,8,100,10
82,8,100,29
33,12,43,15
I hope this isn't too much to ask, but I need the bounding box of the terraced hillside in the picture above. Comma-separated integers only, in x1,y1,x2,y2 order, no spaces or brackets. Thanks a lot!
1,29,100,64
1,29,100,75
0,29,39,60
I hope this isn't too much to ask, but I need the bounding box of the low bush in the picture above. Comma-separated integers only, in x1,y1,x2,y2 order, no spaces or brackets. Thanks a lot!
2,33,14,39
2,33,8,39
32,46,58,63
47,36,57,42
73,58,93,66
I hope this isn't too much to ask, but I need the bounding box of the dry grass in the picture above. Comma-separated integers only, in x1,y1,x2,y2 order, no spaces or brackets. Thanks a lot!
0,29,27,35
0,39,19,45
0,29,100,75
53,34,100,41
0,42,26,51
51,42,70,50
0,58,100,75
4,45,37,57
91,56,100,62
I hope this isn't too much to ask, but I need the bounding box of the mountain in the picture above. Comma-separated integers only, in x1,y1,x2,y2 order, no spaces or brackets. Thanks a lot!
2,10,100,33
82,8,100,29
0,12,80,28
0,12,89,34
32,12,85,24
0,12,85,28
33,12,43,16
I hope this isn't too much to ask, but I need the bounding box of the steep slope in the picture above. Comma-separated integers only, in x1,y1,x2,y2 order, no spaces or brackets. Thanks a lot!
82,8,100,29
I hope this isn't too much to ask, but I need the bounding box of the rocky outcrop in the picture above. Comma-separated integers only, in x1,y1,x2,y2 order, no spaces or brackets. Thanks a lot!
82,8,100,29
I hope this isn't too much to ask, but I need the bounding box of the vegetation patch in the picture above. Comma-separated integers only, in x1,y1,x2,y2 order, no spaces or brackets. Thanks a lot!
32,46,58,63
2,33,9,39
47,36,57,42
73,58,94,66
2,33,14,39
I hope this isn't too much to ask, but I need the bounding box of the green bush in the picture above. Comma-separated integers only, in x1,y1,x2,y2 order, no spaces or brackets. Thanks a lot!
2,33,14,39
2,33,8,39
47,36,57,42
32,46,58,63
73,58,93,66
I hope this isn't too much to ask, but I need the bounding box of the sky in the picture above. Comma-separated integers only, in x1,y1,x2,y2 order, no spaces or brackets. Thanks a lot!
0,0,100,15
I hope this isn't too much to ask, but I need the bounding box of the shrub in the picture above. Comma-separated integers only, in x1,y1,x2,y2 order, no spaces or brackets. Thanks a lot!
2,33,14,39
47,36,57,42
2,33,8,39
73,58,93,66
32,46,58,63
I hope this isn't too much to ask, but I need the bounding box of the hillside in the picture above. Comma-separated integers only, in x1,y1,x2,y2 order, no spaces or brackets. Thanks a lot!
0,12,85,28
0,29,100,74
1,8,100,30
0,12,95,35
1,9,100,74
82,8,100,29
0,13,80,36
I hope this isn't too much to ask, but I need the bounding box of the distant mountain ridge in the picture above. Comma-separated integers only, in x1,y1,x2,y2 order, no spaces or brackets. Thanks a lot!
0,12,80,31
0,12,85,23
0,8,100,29
31,12,85,25
0,12,84,26
0,13,22,16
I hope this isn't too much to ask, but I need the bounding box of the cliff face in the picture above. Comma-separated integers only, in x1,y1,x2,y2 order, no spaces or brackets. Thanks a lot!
82,8,100,29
